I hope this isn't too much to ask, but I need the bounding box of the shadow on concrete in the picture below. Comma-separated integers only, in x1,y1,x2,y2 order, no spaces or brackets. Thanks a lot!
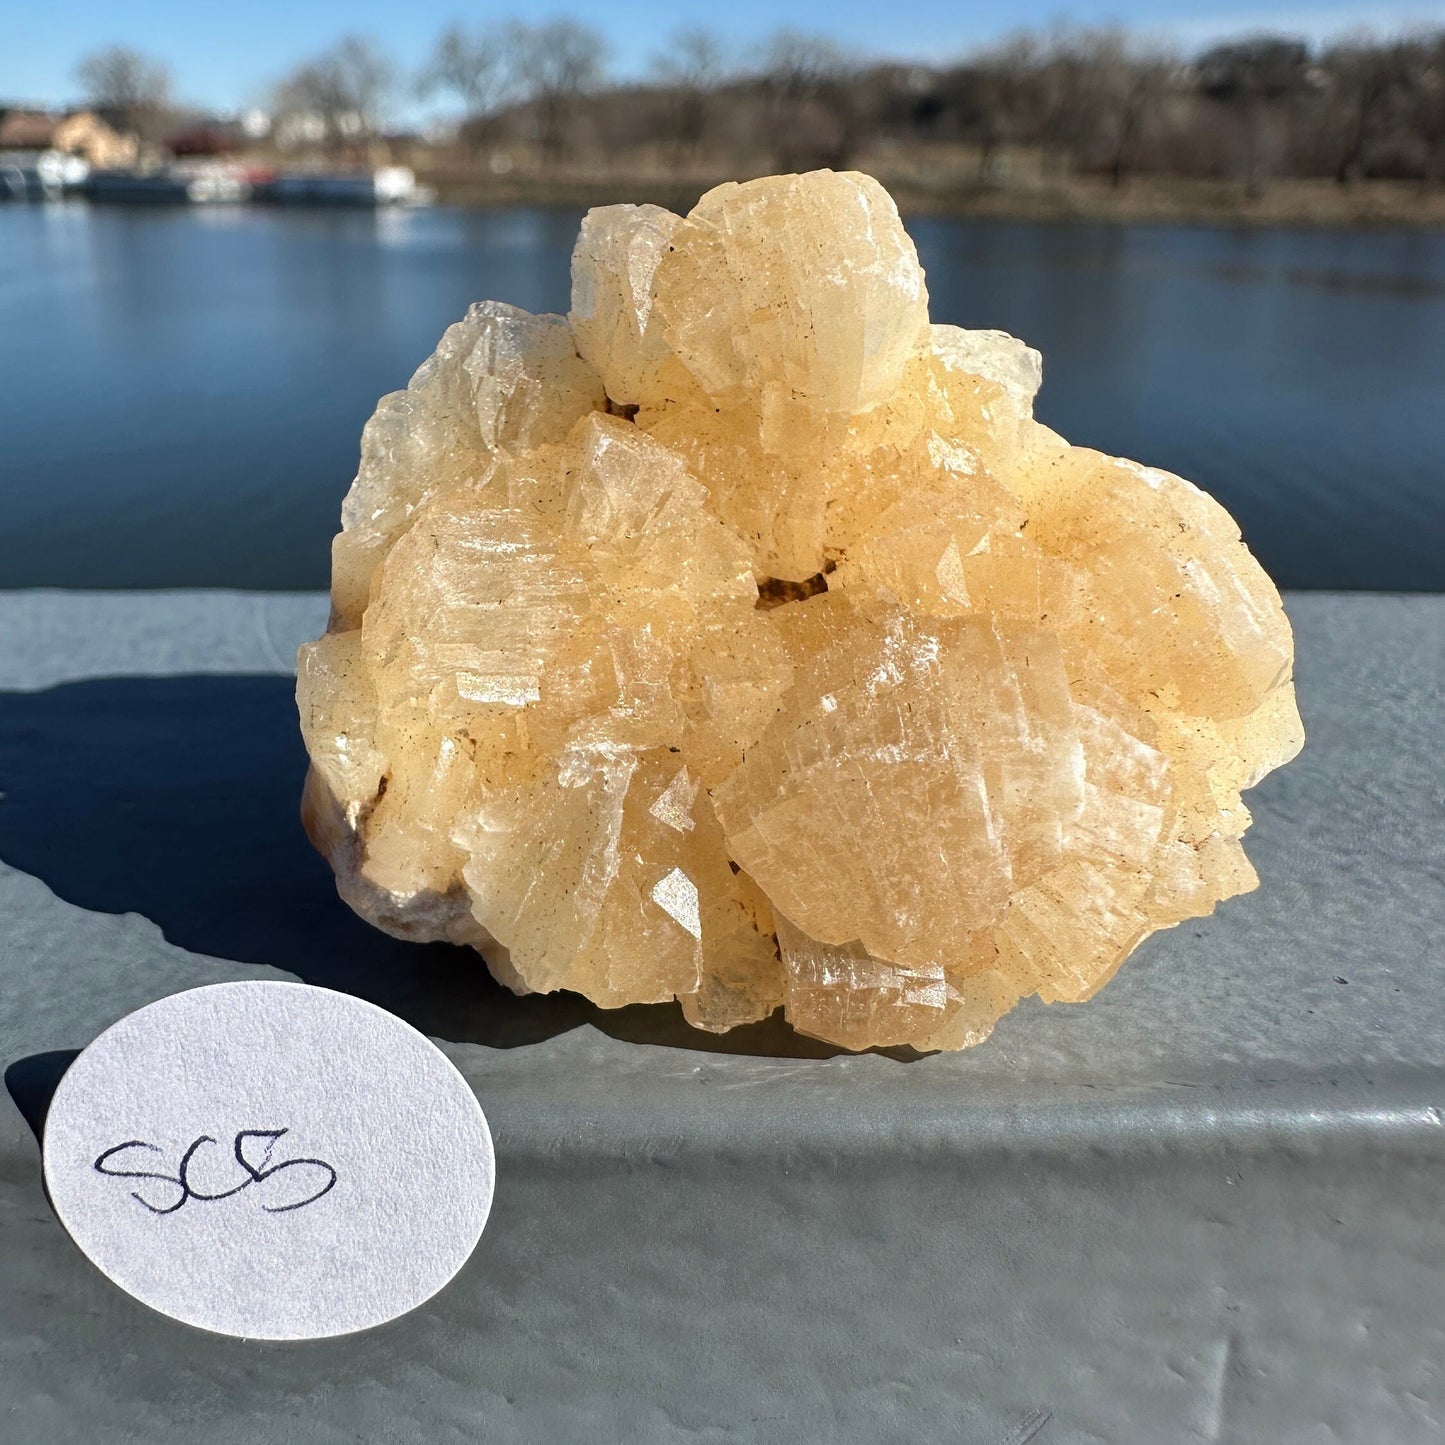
0,676,857,1059
5,1049,80,1145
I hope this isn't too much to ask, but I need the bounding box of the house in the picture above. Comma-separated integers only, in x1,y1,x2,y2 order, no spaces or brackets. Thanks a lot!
0,107,137,168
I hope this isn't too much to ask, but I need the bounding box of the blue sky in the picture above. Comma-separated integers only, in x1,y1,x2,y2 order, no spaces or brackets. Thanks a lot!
7,0,1445,114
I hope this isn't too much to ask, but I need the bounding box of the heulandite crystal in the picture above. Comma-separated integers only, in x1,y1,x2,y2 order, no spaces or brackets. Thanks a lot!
298,170,1303,1052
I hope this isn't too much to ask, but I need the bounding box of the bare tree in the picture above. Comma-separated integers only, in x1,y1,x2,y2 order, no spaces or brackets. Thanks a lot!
1028,27,1104,174
271,64,334,149
1197,38,1311,195
237,21,1445,190
1051,30,1178,187
419,23,511,155
761,29,853,115
504,20,609,160
963,28,1170,184
330,36,394,139
74,45,173,140
651,28,727,155
1320,38,1407,183
272,36,395,153
760,30,859,168
944,34,1046,180
1404,33,1445,185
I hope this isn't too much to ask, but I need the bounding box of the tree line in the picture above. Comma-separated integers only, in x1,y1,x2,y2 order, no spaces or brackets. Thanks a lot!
71,24,1445,189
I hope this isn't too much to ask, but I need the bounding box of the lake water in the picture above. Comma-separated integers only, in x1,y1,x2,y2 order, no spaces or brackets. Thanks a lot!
3,201,1442,591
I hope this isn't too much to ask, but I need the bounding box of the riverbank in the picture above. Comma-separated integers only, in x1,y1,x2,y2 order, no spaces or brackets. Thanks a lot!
427,167,1445,229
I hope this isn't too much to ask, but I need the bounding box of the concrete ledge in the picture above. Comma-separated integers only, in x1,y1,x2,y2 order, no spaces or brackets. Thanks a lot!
1,591,1442,1442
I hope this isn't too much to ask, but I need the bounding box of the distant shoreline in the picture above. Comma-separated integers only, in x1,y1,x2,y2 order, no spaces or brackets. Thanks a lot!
427,172,1445,230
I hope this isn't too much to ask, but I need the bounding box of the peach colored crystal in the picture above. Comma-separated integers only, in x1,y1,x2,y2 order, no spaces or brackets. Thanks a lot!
298,170,1303,1052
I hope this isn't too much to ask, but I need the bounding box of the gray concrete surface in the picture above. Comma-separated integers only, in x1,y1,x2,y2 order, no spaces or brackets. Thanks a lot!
0,590,1441,1443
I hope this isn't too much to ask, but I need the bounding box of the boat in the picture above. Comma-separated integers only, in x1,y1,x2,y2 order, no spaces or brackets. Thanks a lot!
261,166,424,207
3,158,427,208
84,164,250,204
0,149,88,200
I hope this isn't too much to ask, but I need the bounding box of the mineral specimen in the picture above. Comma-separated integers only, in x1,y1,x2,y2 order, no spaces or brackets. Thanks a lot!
298,170,1303,1052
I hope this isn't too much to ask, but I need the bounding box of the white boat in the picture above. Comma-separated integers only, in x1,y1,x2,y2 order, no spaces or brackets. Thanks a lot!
0,149,88,200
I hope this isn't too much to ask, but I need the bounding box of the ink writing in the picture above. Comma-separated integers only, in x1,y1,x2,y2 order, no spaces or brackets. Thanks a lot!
94,1128,337,1215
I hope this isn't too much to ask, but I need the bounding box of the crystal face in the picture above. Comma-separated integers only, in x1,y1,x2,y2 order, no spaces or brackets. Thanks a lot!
298,170,1303,1052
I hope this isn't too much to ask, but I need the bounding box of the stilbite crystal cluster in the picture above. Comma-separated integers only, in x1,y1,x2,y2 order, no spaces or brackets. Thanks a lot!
298,170,1303,1052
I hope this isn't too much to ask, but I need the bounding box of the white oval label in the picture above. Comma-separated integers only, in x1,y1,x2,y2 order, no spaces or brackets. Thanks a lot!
43,981,495,1340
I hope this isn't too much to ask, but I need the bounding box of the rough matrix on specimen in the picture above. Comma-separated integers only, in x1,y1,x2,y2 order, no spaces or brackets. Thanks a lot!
298,170,1303,1051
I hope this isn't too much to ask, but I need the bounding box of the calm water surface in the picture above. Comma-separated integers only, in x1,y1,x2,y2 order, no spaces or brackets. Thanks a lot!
3,201,1442,590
